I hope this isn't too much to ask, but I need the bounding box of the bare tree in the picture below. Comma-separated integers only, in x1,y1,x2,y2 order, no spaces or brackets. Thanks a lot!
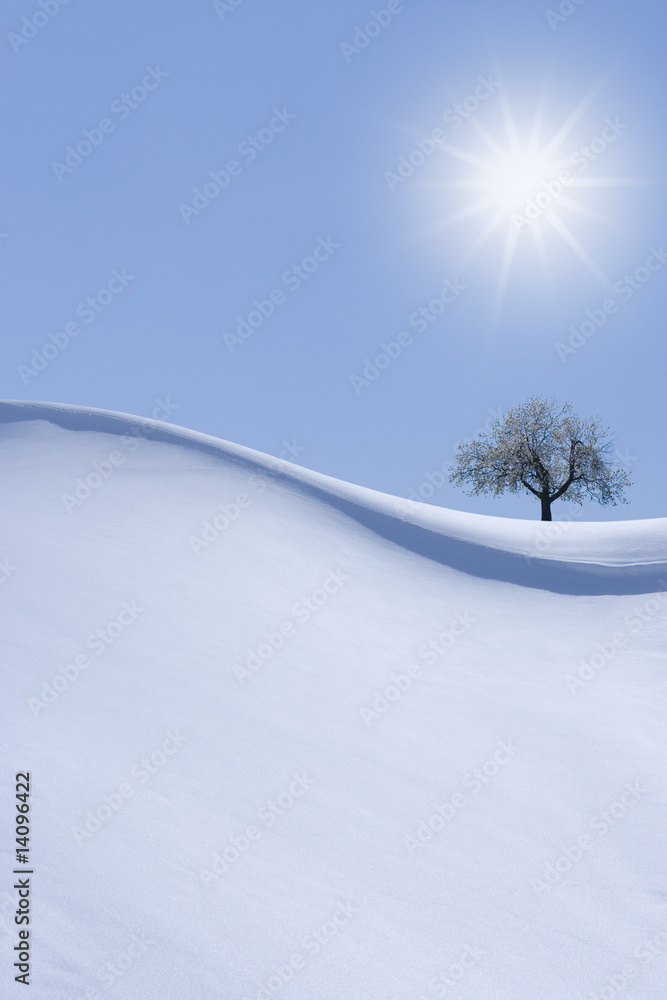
449,397,631,521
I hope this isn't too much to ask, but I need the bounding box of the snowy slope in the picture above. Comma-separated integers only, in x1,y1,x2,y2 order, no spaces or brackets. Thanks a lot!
1,400,666,1000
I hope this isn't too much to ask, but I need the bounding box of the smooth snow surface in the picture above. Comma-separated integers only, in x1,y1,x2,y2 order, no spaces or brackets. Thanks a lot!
1,400,666,1000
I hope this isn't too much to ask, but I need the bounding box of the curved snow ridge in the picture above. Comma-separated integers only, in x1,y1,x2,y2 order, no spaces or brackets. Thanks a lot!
2,399,666,596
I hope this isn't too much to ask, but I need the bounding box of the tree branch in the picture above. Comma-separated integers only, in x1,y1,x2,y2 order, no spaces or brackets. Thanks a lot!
550,438,582,501
520,477,542,498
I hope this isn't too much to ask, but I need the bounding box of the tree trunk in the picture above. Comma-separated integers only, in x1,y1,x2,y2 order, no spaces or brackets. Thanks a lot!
540,495,552,521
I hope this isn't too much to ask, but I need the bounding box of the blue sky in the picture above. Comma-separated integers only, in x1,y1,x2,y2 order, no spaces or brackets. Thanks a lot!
2,0,665,520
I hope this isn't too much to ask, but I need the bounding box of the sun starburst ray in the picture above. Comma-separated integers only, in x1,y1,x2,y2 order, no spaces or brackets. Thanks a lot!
439,144,498,173
428,79,649,315
492,226,521,323
557,197,619,227
541,75,609,159
437,198,499,228
568,176,661,188
531,224,553,291
545,213,610,286
459,207,512,270
526,87,549,153
497,90,521,155
466,117,509,160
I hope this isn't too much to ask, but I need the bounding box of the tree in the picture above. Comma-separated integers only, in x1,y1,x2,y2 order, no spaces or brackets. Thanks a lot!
449,397,631,521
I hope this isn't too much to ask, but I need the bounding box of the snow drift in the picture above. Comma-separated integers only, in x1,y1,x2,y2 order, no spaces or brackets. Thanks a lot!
1,400,666,1000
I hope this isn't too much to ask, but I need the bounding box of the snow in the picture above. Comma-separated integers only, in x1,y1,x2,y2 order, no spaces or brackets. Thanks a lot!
1,399,666,1000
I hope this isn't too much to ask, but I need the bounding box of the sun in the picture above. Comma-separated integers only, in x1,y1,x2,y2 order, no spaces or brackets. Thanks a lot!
485,149,560,214
427,79,652,319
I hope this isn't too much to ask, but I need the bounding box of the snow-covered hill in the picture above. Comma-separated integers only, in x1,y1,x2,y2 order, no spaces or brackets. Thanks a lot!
1,400,666,1000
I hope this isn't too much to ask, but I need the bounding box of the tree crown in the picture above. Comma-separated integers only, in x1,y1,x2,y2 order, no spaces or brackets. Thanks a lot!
449,397,631,511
